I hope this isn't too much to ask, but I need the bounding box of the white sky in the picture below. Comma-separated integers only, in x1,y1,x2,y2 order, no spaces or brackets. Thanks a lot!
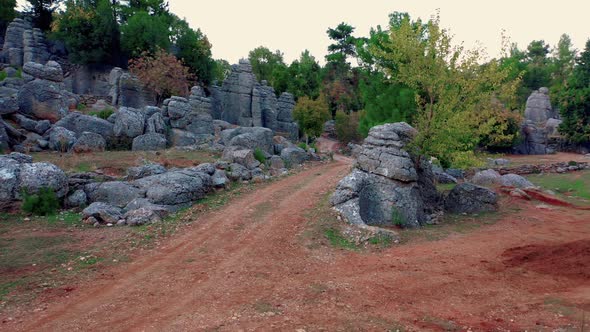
16,0,590,64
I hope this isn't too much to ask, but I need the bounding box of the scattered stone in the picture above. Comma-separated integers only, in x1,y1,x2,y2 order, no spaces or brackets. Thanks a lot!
280,147,308,167
114,107,145,138
212,169,229,188
47,126,76,151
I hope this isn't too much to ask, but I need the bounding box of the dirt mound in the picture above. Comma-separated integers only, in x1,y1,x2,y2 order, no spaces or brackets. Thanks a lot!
502,239,590,281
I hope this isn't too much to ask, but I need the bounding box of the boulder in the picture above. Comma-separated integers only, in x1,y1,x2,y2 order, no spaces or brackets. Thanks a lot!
113,107,145,138
124,206,169,226
18,162,68,198
82,202,123,224
126,163,167,180
212,169,229,188
268,155,285,170
0,87,19,115
55,112,114,139
444,183,498,214
22,61,63,82
132,133,167,151
220,127,273,154
0,157,20,204
17,78,69,123
47,126,76,151
134,170,212,206
222,147,260,169
72,132,106,153
85,181,142,208
280,147,308,167
434,169,458,184
193,163,216,176
226,163,251,182
145,112,167,134
4,152,33,164
65,189,87,208
471,169,502,187
500,174,535,189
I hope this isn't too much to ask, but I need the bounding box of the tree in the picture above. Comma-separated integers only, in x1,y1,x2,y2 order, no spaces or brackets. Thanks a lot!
370,12,520,167
53,0,121,65
550,34,577,100
121,10,170,57
119,0,168,21
170,15,215,85
286,50,321,99
335,110,362,144
248,46,288,93
293,94,331,143
0,0,17,33
522,40,552,91
559,39,590,143
212,59,231,84
129,48,193,104
25,0,63,31
326,22,356,64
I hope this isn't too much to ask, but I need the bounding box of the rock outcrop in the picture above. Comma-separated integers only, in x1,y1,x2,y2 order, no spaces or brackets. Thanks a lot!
331,123,442,229
515,88,562,155
444,183,498,214
2,18,50,67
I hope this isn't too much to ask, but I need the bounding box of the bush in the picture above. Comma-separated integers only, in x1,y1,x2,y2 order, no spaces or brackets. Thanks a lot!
89,108,114,120
335,110,362,144
253,148,266,164
0,71,6,81
21,187,60,216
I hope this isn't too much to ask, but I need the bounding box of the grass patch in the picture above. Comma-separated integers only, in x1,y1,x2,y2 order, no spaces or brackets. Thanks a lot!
436,183,456,192
88,108,114,120
253,147,266,164
0,235,79,270
527,170,590,201
324,228,358,250
0,71,7,81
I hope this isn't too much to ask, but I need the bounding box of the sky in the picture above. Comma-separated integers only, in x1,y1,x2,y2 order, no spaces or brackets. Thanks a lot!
15,0,590,64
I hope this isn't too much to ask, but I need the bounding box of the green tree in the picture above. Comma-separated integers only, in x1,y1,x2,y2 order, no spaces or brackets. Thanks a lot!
286,50,321,99
212,59,231,84
0,0,17,33
121,10,169,57
53,0,121,65
559,39,590,143
550,34,577,100
119,0,168,21
522,40,552,91
370,12,520,167
335,110,362,143
170,15,214,85
248,46,288,92
25,0,63,31
293,94,331,143
326,22,356,64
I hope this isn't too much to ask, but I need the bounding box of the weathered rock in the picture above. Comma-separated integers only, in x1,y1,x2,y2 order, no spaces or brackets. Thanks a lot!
134,170,212,206
132,133,167,151
82,202,123,224
3,19,50,67
222,147,260,169
500,174,534,188
515,88,561,155
47,126,77,151
212,169,228,188
444,183,498,214
124,206,169,226
55,112,114,139
170,129,211,147
331,123,442,229
113,107,145,138
18,162,68,198
268,155,285,170
280,147,308,167
22,61,63,82
226,163,251,182
434,169,458,184
471,169,502,187
111,72,156,108
0,157,20,204
0,87,19,115
193,163,216,176
524,88,553,123
4,152,33,164
126,163,167,180
72,132,106,153
145,112,167,134
17,78,69,123
85,181,142,208
220,126,273,153
65,189,87,208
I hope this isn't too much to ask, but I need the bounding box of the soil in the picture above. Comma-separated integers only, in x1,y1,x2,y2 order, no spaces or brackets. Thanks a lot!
2,155,589,331
506,152,590,166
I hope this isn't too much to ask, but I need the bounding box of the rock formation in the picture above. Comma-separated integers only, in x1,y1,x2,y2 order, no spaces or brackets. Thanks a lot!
1,18,50,67
331,123,442,229
515,88,562,155
212,60,299,141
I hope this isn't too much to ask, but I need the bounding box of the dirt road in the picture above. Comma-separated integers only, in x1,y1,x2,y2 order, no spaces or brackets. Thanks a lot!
8,157,590,331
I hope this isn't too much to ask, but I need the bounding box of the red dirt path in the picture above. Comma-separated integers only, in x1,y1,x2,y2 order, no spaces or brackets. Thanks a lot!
3,156,590,331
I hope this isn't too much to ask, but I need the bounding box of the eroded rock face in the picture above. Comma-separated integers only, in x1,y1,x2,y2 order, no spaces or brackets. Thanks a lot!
55,112,114,140
132,133,167,151
331,123,442,228
133,169,212,206
515,88,562,155
18,162,69,198
2,19,50,67
17,67,70,123
72,132,106,153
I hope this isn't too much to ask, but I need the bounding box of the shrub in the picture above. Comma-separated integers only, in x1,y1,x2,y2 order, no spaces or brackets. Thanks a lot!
391,207,404,227
298,142,308,151
21,187,60,216
253,148,266,164
0,71,6,81
335,110,362,144
76,103,87,111
89,108,114,120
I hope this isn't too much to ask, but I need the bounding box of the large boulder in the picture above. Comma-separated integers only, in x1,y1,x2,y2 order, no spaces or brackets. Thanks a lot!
471,169,502,187
123,206,170,226
72,132,106,153
22,61,63,82
132,133,167,151
145,112,167,134
280,147,308,167
55,112,114,139
85,181,142,208
0,87,19,115
222,147,260,169
113,107,145,138
126,163,167,180
0,157,20,204
444,183,498,214
501,174,535,189
47,126,77,152
220,127,273,154
133,170,212,206
331,123,442,229
17,78,69,123
18,162,69,198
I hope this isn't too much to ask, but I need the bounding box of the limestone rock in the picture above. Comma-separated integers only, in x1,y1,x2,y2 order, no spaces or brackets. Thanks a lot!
124,206,169,226
471,169,502,187
113,107,145,138
220,127,273,154
65,189,87,208
17,78,69,123
82,202,123,224
55,112,114,139
126,163,167,180
22,61,63,82
444,183,498,214
18,162,68,198
85,181,142,208
500,174,535,189
133,170,212,206
72,132,106,153
0,87,19,115
132,133,167,151
47,126,77,151
222,147,260,169
280,147,308,167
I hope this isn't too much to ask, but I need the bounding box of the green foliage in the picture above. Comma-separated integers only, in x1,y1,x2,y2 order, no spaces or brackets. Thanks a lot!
248,46,288,94
0,71,6,82
370,12,520,167
391,207,404,227
52,0,121,65
286,50,321,99
559,39,590,143
335,110,362,144
0,0,16,32
297,142,307,151
253,148,266,164
121,10,170,58
324,228,358,250
170,15,215,85
21,187,60,216
212,59,231,83
358,72,416,137
326,22,357,64
88,108,114,119
293,94,331,142
25,0,62,31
